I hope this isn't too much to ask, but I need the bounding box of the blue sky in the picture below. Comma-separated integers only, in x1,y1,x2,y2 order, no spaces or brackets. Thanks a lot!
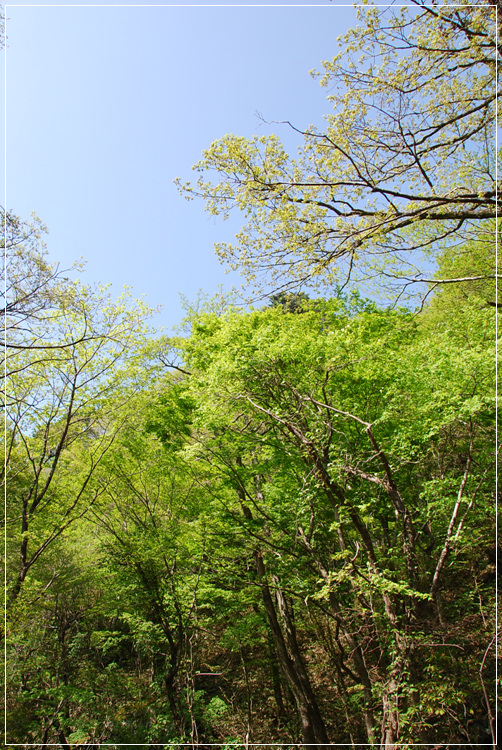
4,1,359,329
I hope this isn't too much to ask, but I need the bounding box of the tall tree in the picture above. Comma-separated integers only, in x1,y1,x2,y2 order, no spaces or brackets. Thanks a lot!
179,1,498,300
174,279,495,747
4,257,155,607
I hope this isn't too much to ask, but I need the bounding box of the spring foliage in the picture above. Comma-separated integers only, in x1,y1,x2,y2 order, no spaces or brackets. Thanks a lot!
4,2,498,747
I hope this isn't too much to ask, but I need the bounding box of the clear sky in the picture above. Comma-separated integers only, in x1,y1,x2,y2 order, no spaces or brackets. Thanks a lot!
3,1,360,330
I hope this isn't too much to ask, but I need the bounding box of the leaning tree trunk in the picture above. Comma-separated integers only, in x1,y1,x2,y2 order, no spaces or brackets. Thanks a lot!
256,552,330,747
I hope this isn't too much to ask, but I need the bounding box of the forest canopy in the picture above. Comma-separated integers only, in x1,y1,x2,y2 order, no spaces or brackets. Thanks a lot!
3,2,498,749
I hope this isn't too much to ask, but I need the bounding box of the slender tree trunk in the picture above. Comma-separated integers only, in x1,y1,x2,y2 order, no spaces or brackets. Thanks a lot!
380,667,401,750
267,630,288,721
379,629,409,749
237,469,329,745
57,729,71,750
299,527,376,743
256,552,329,747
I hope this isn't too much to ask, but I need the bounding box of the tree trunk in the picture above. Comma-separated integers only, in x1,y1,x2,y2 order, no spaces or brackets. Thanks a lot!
268,636,287,719
380,671,400,750
256,552,329,747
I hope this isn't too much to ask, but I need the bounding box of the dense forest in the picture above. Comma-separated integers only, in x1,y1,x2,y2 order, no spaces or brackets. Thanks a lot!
3,2,499,749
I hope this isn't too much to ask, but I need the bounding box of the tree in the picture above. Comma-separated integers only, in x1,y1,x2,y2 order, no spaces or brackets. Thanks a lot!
2,211,158,607
5,266,156,608
5,403,209,747
268,291,310,313
174,286,495,747
1,209,116,385
90,408,208,742
178,1,498,301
